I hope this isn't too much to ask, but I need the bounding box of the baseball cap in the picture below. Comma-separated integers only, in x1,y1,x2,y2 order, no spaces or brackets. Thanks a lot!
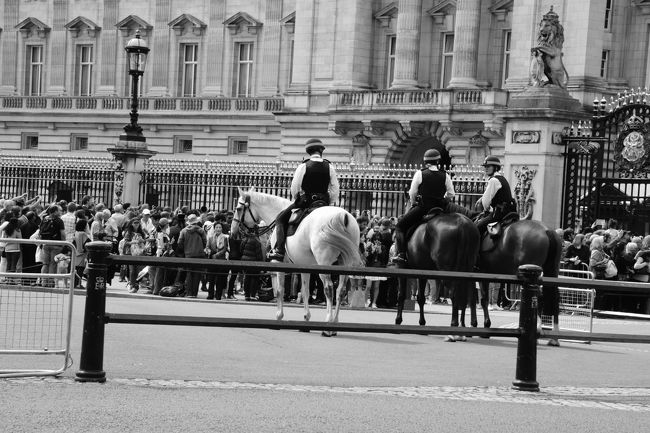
142,209,151,215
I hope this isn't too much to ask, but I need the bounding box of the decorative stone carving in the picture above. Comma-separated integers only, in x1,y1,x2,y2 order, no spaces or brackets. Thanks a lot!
615,110,650,177
15,17,51,39
529,7,569,89
65,16,101,38
512,130,541,144
112,159,125,204
169,14,207,37
351,133,372,165
280,12,295,34
514,166,537,220
116,15,153,37
223,12,262,35
328,121,348,136
467,130,489,165
362,120,385,136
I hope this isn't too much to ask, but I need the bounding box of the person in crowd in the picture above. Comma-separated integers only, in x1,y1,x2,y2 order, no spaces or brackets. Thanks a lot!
122,218,147,293
475,156,518,238
589,235,610,280
618,241,640,282
140,208,155,237
90,211,106,241
240,226,264,301
73,219,90,289
20,211,41,281
1,218,22,282
565,233,590,270
61,202,77,242
54,246,72,289
205,221,229,300
177,214,207,298
225,226,242,299
349,215,370,306
39,205,66,287
632,236,650,283
150,217,171,295
268,138,340,261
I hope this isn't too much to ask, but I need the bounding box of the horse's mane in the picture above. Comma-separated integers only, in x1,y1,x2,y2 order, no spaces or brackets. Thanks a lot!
245,190,291,209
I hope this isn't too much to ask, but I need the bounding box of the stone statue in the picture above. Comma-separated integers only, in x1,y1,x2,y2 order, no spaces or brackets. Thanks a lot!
529,7,569,89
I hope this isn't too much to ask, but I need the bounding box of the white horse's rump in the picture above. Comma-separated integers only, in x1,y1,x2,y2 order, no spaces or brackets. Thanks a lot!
232,188,363,335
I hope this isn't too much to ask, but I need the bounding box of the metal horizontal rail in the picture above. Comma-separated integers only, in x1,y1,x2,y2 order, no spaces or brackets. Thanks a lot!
105,313,522,338
542,330,650,344
109,254,650,294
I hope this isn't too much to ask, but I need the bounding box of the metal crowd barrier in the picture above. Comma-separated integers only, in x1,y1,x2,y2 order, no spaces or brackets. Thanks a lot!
0,239,77,378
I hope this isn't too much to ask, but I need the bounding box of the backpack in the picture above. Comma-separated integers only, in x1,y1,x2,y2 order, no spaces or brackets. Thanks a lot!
39,217,57,240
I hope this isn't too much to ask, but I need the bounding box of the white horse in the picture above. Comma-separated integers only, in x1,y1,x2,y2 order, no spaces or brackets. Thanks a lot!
231,187,364,336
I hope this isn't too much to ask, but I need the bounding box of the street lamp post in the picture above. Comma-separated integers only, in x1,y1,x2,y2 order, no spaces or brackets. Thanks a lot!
120,30,150,143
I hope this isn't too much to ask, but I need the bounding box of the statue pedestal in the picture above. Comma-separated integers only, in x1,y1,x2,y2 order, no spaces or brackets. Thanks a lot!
108,140,157,206
501,86,584,229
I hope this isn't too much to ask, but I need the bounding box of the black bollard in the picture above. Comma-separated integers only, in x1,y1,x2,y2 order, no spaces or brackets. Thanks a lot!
76,242,113,383
512,264,542,392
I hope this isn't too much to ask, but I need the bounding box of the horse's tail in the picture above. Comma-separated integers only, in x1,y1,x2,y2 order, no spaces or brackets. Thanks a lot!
319,211,365,268
540,229,562,317
454,217,480,308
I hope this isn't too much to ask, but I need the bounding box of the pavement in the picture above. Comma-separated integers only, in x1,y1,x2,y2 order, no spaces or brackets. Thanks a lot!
2,278,650,432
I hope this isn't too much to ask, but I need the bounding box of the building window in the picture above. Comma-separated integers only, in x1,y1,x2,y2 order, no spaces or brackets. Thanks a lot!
70,134,88,151
26,45,44,96
21,133,39,150
180,44,198,97
174,136,193,154
75,45,94,96
235,43,254,97
502,30,511,88
604,0,612,30
600,50,609,78
228,137,248,155
441,34,454,88
386,35,396,88
288,39,294,85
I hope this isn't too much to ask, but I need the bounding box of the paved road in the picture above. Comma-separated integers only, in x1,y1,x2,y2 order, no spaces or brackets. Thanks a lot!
2,286,650,432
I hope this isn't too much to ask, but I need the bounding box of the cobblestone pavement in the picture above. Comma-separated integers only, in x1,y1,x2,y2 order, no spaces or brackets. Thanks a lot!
5,377,650,413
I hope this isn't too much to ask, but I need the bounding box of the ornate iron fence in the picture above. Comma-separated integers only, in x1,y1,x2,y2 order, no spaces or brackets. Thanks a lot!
0,155,117,206
140,159,486,217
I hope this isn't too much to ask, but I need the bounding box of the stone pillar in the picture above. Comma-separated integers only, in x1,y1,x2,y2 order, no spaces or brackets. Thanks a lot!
149,0,172,97
202,0,226,96
108,147,157,206
391,0,423,88
96,0,119,96
285,0,316,111
0,0,19,95
447,0,481,89
47,0,68,95
258,0,283,95
331,0,373,89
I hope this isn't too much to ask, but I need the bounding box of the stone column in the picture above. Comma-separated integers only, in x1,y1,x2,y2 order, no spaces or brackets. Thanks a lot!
391,0,423,88
96,0,119,96
108,148,157,206
47,0,68,95
202,0,226,96
149,0,172,97
447,0,481,88
288,0,315,93
331,0,373,89
0,0,19,95
258,0,283,95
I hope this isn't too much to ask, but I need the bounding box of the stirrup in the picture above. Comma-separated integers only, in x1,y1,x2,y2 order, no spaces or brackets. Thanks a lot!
267,249,285,261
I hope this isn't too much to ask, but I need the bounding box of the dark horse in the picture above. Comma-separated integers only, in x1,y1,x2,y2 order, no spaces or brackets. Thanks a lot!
478,220,562,345
395,213,480,340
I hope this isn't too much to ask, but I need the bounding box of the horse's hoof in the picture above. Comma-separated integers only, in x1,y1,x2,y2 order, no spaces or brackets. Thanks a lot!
444,335,456,342
419,320,426,326
395,318,403,325
484,320,492,329
276,313,284,321
547,339,560,347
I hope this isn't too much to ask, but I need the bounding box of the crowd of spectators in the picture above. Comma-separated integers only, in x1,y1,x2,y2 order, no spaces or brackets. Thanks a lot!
1,195,648,313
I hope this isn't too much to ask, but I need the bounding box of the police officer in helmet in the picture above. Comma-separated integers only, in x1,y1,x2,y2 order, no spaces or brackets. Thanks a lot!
393,149,456,264
268,138,340,261
475,156,517,236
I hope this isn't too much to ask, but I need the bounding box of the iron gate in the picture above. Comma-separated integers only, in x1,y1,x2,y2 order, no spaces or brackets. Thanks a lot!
562,89,650,233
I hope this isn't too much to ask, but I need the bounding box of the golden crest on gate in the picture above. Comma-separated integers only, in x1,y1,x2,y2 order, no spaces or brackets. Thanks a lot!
615,110,650,176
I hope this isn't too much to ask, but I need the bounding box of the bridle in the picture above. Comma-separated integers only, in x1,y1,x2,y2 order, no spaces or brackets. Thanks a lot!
232,195,276,238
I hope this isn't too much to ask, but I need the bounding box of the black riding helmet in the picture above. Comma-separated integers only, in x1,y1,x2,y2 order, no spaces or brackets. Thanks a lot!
482,156,502,168
423,149,441,163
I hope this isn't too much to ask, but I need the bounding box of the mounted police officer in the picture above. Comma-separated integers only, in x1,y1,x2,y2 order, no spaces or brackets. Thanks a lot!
393,149,456,264
475,156,517,237
267,138,340,261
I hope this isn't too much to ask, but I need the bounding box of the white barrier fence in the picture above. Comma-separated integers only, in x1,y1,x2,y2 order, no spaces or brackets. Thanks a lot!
0,240,76,378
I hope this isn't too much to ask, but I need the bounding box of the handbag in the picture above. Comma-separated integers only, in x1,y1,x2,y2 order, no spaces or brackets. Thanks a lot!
604,259,618,279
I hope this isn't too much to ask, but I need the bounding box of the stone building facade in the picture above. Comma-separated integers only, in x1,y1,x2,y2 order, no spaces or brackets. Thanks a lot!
0,0,645,169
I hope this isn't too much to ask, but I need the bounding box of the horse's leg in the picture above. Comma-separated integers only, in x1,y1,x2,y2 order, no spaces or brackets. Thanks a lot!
417,277,427,326
299,273,311,332
479,280,492,330
547,285,561,347
329,275,348,337
395,277,403,325
320,273,335,337
470,281,478,328
445,282,459,342
274,272,285,321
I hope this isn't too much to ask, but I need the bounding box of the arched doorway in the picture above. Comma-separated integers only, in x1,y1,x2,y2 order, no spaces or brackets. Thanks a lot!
403,137,451,168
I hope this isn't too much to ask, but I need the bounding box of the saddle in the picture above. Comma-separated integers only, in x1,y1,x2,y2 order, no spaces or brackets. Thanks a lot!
486,212,520,238
286,200,328,237
405,207,445,240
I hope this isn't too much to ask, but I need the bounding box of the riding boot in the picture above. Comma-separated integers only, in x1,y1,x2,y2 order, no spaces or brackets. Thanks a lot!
268,222,287,261
392,229,408,265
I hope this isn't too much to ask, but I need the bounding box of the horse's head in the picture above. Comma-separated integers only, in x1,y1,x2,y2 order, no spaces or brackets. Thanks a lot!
232,187,262,236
